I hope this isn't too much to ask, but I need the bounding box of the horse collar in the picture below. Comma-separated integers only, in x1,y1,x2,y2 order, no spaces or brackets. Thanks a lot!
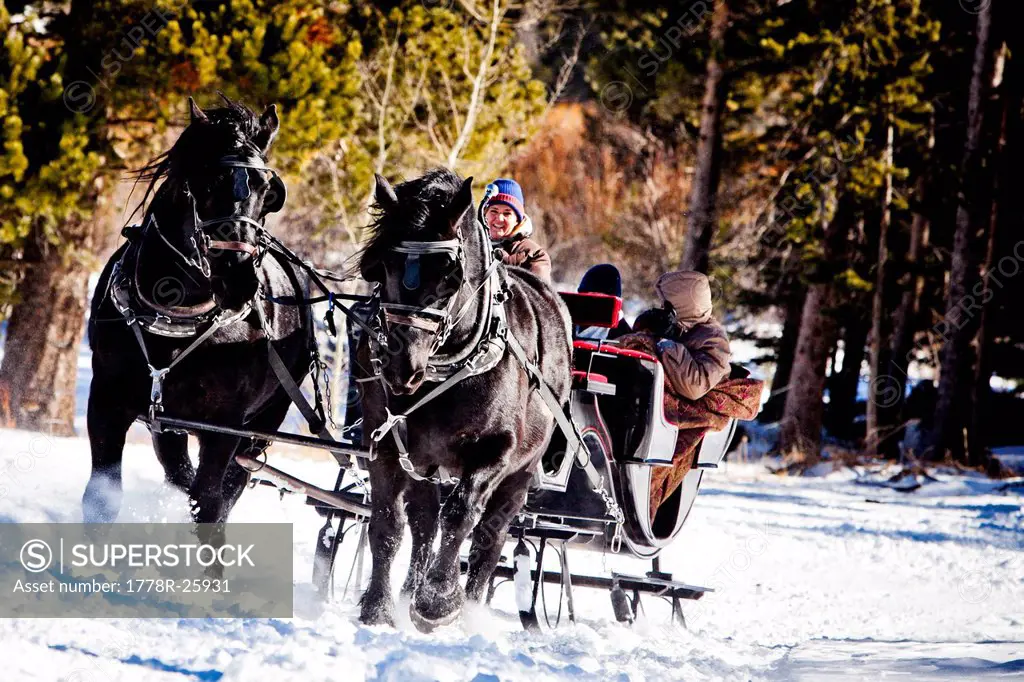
109,240,252,338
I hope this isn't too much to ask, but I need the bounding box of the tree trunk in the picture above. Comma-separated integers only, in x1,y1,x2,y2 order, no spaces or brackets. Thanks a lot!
929,3,1000,462
970,34,1022,469
0,1,114,436
779,285,840,462
969,197,999,468
888,159,933,423
866,123,895,454
679,0,729,273
827,310,869,443
760,285,805,423
779,195,853,463
0,211,103,435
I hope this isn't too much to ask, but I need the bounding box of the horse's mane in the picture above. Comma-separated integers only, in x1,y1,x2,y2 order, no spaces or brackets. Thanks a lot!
360,167,466,266
126,96,264,225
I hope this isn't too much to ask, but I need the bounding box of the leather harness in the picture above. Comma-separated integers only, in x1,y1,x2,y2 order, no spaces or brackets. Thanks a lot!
365,218,588,486
111,167,607,515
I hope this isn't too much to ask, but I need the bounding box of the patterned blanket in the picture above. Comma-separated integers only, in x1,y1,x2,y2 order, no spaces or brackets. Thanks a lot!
616,334,764,519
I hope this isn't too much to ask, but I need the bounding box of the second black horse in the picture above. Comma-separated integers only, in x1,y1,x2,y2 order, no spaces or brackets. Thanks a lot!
356,168,573,629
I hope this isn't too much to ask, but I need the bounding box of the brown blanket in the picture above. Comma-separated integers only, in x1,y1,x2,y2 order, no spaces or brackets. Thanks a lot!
617,334,764,519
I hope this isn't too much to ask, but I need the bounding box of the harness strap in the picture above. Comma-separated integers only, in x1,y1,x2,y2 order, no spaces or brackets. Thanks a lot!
259,232,387,347
196,214,265,233
446,257,502,332
265,338,327,436
262,235,352,284
208,240,259,257
130,313,230,431
504,332,601,489
263,288,382,345
131,313,227,376
263,291,372,306
370,339,505,483
383,312,441,333
252,301,352,468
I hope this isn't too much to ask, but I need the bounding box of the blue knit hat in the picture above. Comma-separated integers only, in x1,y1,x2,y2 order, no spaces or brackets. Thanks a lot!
484,178,526,222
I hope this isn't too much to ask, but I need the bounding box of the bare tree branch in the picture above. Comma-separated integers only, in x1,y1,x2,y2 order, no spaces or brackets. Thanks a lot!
448,0,503,167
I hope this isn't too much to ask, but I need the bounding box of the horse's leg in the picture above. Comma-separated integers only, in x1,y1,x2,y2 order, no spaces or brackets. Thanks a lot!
220,439,265,513
401,479,440,598
152,431,194,493
413,431,514,625
464,468,532,602
189,432,243,524
359,457,408,626
83,379,137,522
187,433,244,579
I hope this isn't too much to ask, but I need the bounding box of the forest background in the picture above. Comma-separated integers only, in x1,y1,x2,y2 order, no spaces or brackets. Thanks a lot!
2,0,1021,473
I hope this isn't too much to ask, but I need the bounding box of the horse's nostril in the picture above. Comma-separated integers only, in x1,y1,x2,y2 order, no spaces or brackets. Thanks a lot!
406,370,425,388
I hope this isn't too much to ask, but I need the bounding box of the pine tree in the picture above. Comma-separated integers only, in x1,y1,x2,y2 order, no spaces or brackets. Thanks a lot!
764,0,937,461
0,1,363,433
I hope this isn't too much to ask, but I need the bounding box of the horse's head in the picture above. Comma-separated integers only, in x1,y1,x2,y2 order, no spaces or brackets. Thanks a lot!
134,96,287,310
360,168,476,394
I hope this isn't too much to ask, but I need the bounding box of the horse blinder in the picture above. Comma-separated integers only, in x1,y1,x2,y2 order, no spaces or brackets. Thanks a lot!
377,240,465,349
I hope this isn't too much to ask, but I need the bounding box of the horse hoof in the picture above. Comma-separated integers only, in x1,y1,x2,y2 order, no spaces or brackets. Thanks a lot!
359,592,396,627
409,601,460,633
359,605,396,627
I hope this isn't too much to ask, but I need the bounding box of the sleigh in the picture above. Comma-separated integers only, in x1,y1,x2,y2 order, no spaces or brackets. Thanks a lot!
487,291,744,628
147,289,744,630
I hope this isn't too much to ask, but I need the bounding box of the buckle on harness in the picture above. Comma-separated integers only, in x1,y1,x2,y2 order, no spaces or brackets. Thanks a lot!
148,366,170,432
370,408,405,443
149,366,170,411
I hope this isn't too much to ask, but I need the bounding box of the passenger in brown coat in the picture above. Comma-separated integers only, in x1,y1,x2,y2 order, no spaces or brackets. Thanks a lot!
649,271,732,401
483,178,552,281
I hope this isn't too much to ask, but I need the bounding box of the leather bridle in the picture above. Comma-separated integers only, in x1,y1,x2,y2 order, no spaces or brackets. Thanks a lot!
144,152,281,275
196,153,283,261
376,237,466,352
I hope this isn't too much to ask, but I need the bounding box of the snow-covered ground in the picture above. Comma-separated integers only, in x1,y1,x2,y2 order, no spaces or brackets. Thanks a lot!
0,428,1021,681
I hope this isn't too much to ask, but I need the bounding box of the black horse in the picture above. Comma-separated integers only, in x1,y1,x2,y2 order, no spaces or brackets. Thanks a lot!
84,97,312,525
356,168,573,628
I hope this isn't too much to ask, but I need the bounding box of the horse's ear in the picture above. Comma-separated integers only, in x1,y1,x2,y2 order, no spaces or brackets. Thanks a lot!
188,97,208,124
374,174,398,211
447,177,474,232
254,104,280,153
